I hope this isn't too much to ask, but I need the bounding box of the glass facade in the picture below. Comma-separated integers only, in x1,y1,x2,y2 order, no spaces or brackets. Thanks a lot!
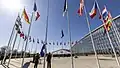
72,15,120,55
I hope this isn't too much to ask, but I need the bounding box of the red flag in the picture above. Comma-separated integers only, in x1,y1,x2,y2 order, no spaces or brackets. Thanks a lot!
35,12,40,21
20,32,24,38
89,1,97,18
77,0,84,16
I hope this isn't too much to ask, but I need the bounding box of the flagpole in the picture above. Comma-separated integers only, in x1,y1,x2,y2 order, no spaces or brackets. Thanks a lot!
65,1,74,68
31,43,34,55
21,12,34,68
15,37,21,59
20,40,25,59
84,5,101,68
2,24,15,64
8,32,18,66
95,0,120,67
43,0,49,68
34,43,38,54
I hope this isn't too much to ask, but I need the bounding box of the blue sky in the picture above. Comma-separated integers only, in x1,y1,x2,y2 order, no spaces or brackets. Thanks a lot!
0,0,120,53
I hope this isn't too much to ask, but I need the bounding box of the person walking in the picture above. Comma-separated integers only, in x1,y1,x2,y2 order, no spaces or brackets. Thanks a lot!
34,53,40,68
46,52,52,68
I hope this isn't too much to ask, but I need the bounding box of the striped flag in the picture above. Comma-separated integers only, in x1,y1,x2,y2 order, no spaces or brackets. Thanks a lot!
33,2,40,21
77,0,84,16
16,14,22,28
22,8,30,24
102,6,108,20
100,6,112,32
105,11,112,31
89,1,97,18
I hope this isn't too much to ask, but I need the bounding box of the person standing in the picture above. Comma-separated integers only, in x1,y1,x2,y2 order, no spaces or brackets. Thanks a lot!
46,52,52,68
33,54,35,63
34,53,40,68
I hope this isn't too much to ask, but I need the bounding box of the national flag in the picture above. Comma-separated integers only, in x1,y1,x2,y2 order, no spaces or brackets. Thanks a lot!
60,42,62,45
72,42,74,45
63,0,68,17
22,8,30,24
17,28,21,34
33,2,37,12
29,36,31,42
89,1,97,18
57,42,58,45
37,39,39,44
100,6,112,32
15,23,19,30
24,35,27,41
20,32,24,39
64,42,66,45
35,12,40,21
49,42,51,45
16,14,22,28
104,11,112,31
33,38,35,43
77,0,84,16
40,44,46,57
61,30,64,38
102,6,108,20
53,42,55,45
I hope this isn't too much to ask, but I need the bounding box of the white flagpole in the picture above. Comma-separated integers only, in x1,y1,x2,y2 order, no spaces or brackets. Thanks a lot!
43,0,49,68
2,22,15,64
35,43,38,53
95,0,120,67
66,0,74,68
8,32,18,66
20,40,25,59
21,12,34,68
84,5,101,68
15,37,21,59
31,43,34,55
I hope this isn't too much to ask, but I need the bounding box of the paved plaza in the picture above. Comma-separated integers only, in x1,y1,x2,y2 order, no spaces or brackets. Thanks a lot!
0,56,119,68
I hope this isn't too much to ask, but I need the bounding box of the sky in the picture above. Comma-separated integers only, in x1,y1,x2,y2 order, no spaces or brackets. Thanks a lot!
0,0,120,53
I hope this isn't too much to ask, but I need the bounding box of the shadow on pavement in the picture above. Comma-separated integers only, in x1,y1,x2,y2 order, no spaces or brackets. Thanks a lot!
22,61,32,68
